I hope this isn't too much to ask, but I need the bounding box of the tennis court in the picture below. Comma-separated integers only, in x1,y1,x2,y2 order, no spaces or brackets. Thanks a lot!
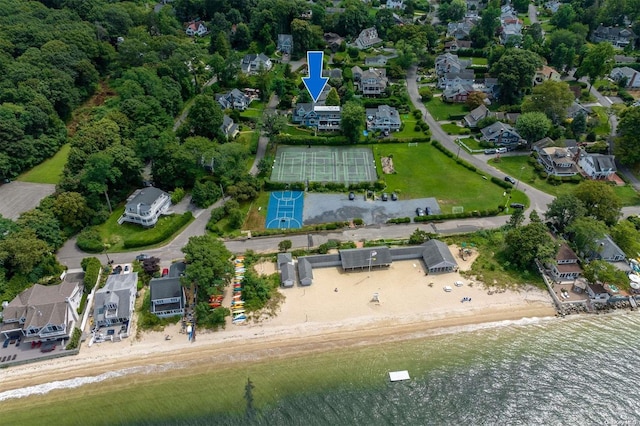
271,146,376,184
265,190,304,229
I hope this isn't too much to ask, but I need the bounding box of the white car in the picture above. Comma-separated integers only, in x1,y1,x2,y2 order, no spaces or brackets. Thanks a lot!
443,286,452,292
454,281,464,287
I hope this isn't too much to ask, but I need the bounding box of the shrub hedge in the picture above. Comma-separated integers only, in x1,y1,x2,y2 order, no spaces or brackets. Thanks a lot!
387,217,411,224
123,212,193,249
65,327,82,350
81,257,101,291
76,227,104,253
412,208,500,222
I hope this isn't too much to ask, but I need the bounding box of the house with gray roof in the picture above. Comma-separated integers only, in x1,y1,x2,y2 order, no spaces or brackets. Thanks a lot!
438,70,475,90
421,240,458,273
339,246,392,271
355,27,382,49
443,83,475,103
591,24,636,48
444,40,472,52
365,55,390,66
480,122,523,147
118,187,171,227
352,66,388,96
548,243,582,281
464,104,492,128
216,89,253,111
535,146,580,177
366,105,401,132
610,67,640,89
1,281,82,341
278,252,295,287
576,149,616,180
324,32,345,51
277,34,293,54
93,273,138,328
588,235,626,262
447,21,474,40
220,115,239,140
240,53,272,74
435,53,472,76
149,276,185,318
292,104,342,131
298,258,313,286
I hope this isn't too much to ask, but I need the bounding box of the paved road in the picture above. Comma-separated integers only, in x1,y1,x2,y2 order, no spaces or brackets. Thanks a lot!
405,66,555,215
0,182,56,220
528,4,539,24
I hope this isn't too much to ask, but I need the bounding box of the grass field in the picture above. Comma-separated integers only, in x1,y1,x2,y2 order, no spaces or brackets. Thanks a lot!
490,156,640,206
459,137,484,151
374,143,527,212
17,144,70,184
440,123,471,135
393,115,426,139
96,206,194,251
425,98,469,121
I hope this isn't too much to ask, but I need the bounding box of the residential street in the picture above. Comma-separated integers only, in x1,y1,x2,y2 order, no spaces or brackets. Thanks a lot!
249,93,278,175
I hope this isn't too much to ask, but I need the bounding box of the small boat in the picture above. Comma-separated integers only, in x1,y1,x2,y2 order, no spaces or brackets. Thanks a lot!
232,309,245,314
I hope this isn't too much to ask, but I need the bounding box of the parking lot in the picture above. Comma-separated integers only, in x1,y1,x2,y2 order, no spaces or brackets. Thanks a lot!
0,181,56,220
303,193,442,225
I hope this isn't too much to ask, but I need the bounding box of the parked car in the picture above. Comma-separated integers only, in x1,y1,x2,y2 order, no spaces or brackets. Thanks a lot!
425,207,432,215
40,343,56,353
484,148,496,155
112,265,123,275
504,176,516,184
2,339,9,348
496,147,508,154
391,192,398,201
381,193,389,201
510,203,525,209
136,254,149,261
416,208,425,217
348,192,355,200
124,265,130,272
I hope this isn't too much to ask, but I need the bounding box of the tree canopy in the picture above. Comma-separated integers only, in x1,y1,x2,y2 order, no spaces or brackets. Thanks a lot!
491,49,542,104
615,106,640,165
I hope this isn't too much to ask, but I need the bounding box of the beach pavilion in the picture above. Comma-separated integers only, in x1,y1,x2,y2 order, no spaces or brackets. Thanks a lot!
339,246,392,271
421,240,458,274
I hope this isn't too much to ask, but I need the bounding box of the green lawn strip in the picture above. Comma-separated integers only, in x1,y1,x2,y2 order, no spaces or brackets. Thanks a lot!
590,106,611,136
490,156,640,206
425,98,468,121
282,125,315,136
17,143,70,184
459,137,484,151
374,143,520,212
440,123,470,135
97,206,194,252
518,14,532,26
393,116,425,138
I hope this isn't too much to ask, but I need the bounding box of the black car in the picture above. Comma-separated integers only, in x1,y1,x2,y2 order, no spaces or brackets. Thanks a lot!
381,193,389,201
135,254,149,261
425,207,432,215
391,192,398,201
416,208,425,217
510,203,525,209
504,176,516,184
348,192,355,200
2,339,9,348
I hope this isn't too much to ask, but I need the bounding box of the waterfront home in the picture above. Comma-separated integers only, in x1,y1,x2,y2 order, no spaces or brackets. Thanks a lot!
548,243,582,281
93,273,138,328
587,235,626,263
118,187,171,227
292,104,342,131
586,282,610,302
366,105,401,132
0,281,82,342
150,275,185,318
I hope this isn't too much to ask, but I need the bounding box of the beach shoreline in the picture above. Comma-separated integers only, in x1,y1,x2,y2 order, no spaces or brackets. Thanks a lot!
0,246,558,396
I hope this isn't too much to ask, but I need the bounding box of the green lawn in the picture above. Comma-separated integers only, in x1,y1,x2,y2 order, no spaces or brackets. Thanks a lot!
283,125,315,136
393,116,426,139
459,57,488,66
459,137,484,151
17,143,70,184
374,143,528,212
425,98,469,121
241,101,265,119
541,22,555,32
96,206,194,251
440,123,471,135
490,156,640,206
591,106,611,136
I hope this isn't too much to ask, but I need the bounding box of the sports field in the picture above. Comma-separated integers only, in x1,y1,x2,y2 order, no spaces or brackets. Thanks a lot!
271,146,376,184
265,191,304,229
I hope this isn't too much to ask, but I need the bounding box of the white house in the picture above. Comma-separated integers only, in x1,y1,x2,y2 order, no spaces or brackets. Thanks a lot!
577,149,616,180
355,27,382,49
118,187,171,227
0,281,82,342
240,53,272,74
366,105,402,132
93,273,138,328
185,21,208,37
277,34,293,54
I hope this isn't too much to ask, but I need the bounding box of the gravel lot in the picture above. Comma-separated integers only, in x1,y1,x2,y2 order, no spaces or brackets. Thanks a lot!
303,193,442,225
0,181,56,220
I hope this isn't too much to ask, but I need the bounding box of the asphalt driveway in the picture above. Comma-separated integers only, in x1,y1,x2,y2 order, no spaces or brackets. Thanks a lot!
0,181,56,220
303,193,441,225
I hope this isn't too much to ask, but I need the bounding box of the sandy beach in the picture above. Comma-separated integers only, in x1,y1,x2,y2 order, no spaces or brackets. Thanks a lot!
0,246,556,394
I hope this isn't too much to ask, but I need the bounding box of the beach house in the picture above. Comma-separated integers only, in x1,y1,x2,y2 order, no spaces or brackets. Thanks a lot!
297,258,313,286
93,273,138,329
421,240,459,274
278,253,295,287
118,187,171,227
149,275,185,318
548,243,582,281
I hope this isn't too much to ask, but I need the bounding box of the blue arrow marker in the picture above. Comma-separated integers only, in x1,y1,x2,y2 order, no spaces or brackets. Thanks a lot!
302,51,329,103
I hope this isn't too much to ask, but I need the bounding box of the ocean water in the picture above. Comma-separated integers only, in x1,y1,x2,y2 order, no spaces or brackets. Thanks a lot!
5,312,640,425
